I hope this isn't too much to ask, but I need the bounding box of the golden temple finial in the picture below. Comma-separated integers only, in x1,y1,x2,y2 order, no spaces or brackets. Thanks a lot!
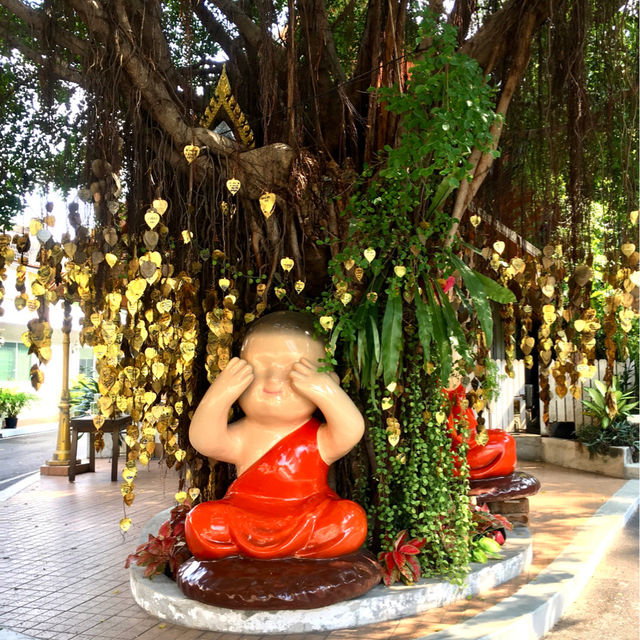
200,64,255,148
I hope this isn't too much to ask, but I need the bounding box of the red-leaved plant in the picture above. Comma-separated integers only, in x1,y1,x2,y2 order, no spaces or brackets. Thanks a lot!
378,530,427,586
125,503,193,579
471,502,513,545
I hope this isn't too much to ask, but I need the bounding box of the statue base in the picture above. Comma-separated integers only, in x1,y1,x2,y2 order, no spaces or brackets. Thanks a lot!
130,508,532,633
470,471,541,526
177,551,381,610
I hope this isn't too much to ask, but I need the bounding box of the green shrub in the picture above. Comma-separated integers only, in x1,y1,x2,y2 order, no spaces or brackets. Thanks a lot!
0,389,35,417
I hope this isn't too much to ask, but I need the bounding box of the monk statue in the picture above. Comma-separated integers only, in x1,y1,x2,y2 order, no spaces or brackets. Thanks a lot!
446,382,517,480
184,311,368,560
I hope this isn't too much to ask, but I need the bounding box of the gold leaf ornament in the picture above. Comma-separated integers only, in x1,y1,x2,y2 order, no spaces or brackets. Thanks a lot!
226,178,241,195
259,192,276,218
152,199,168,215
363,248,376,263
343,259,355,271
469,214,481,227
119,517,132,533
493,241,506,255
144,209,160,230
319,316,334,331
183,145,200,164
381,397,393,410
275,287,286,299
394,265,407,278
294,280,305,294
218,278,230,291
280,257,294,272
105,253,118,268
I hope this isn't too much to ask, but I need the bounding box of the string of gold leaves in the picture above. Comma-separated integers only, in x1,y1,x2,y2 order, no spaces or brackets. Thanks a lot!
0,152,290,533
472,210,639,427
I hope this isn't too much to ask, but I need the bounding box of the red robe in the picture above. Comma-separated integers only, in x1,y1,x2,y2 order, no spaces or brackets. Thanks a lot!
447,385,517,480
185,418,367,560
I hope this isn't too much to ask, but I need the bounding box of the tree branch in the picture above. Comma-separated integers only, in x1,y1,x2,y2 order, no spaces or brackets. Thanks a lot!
191,0,235,57
0,0,91,60
0,16,85,84
446,0,558,245
203,0,264,52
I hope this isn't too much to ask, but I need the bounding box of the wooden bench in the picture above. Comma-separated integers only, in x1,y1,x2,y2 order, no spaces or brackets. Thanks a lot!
68,415,131,482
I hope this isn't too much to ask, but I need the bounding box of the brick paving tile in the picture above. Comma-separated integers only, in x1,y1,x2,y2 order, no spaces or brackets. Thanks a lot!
0,458,627,640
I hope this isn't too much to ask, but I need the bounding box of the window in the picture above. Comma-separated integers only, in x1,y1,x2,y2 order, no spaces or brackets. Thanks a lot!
78,347,95,377
0,342,30,381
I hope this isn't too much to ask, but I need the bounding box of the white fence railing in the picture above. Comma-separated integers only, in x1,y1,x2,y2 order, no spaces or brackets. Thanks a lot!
540,360,636,435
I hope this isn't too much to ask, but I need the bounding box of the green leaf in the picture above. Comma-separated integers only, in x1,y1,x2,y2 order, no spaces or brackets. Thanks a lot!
357,325,366,373
449,254,493,346
473,271,516,304
414,286,433,364
593,380,608,396
436,281,471,363
381,290,403,386
369,313,381,364
425,280,452,382
425,170,461,218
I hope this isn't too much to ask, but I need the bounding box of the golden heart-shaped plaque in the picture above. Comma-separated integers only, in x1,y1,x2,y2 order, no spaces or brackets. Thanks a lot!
280,257,294,272
145,210,160,229
183,145,200,164
152,199,168,215
259,192,276,218
319,316,334,331
394,265,407,278
226,178,241,195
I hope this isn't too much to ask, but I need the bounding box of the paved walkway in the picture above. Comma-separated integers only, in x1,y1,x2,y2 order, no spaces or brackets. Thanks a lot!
0,460,634,640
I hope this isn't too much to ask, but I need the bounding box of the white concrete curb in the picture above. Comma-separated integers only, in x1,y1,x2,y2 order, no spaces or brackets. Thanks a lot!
419,479,640,640
0,473,39,502
129,509,532,634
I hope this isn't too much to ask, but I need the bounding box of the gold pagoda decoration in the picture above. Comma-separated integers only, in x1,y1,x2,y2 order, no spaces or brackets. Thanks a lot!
201,64,255,148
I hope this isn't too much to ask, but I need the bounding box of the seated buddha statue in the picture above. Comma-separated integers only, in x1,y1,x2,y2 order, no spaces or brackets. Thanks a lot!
446,383,517,480
185,311,367,560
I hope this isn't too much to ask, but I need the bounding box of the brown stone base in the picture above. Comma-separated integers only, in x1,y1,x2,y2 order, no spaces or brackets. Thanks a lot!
485,498,530,526
177,550,382,610
470,472,541,527
40,464,71,476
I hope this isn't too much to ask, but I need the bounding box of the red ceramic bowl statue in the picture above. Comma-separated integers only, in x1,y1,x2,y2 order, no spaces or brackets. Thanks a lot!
446,383,517,480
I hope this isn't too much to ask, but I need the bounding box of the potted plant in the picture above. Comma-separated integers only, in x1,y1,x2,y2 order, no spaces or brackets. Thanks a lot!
578,377,639,461
0,389,35,428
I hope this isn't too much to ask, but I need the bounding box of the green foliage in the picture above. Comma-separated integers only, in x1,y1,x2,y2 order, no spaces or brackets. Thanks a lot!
69,375,99,417
313,13,517,581
578,376,639,460
581,377,638,430
0,388,35,417
0,47,84,230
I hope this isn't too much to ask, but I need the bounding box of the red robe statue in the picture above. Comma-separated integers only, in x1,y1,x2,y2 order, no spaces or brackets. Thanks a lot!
447,384,517,479
185,418,367,560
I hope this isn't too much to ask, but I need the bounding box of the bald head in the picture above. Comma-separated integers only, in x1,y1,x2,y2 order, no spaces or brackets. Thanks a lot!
243,311,321,345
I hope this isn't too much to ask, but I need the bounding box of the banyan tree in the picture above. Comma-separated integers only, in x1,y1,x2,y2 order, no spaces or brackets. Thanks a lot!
0,0,636,578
